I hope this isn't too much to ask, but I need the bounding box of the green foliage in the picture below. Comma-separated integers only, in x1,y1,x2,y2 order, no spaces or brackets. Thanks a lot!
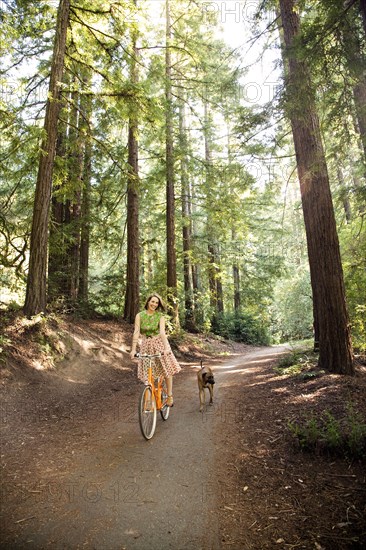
0,334,11,364
0,0,364,351
347,404,366,457
339,218,366,353
88,273,125,317
289,416,321,449
288,407,366,459
274,349,321,377
211,311,270,345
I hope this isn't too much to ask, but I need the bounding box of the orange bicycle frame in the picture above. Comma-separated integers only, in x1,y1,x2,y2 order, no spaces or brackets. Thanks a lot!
146,365,165,410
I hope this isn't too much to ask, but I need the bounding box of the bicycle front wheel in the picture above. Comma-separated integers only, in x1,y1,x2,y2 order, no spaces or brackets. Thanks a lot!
139,386,157,440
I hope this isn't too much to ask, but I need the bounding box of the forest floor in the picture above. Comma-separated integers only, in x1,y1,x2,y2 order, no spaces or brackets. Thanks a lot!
0,313,365,549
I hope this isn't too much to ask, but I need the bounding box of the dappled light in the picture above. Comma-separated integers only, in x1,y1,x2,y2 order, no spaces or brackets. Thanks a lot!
1,0,365,546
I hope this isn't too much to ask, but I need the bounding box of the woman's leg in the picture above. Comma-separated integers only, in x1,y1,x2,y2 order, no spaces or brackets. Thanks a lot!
165,375,173,406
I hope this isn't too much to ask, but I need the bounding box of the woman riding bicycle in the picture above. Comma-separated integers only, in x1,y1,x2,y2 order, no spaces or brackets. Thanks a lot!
130,293,181,407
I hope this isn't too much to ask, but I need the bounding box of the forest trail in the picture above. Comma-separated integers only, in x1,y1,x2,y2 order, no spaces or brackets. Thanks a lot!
0,326,284,549
1,319,365,549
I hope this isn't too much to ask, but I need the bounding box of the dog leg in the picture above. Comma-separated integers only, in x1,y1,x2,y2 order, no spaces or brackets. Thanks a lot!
208,384,214,405
199,388,205,412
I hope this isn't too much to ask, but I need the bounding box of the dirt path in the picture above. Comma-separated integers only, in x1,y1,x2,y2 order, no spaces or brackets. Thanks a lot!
1,322,365,550
1,371,221,549
2,341,270,550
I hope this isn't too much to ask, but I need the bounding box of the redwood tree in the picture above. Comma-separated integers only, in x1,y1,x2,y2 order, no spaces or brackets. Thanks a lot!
124,16,140,324
278,0,354,374
165,0,179,325
179,96,196,330
24,0,70,317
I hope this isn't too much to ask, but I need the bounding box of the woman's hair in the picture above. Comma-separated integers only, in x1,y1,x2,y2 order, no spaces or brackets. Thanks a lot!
144,293,166,312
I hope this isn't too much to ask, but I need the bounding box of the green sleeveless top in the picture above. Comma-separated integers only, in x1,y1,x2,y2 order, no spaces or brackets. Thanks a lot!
139,310,162,337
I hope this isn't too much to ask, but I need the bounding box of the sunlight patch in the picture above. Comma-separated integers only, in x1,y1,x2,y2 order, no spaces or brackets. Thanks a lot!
71,335,98,353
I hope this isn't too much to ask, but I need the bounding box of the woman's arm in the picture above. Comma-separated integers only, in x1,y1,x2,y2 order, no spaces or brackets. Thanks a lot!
159,315,171,354
130,313,140,359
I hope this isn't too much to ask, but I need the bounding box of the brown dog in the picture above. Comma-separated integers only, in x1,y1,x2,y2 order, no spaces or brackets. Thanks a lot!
197,360,215,412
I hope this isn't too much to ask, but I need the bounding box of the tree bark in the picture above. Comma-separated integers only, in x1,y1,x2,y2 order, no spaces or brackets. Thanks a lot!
79,71,93,303
68,84,83,302
48,106,67,301
227,123,240,312
24,0,70,317
124,18,140,324
353,80,366,161
279,0,354,374
336,165,352,222
179,96,196,330
339,9,366,162
360,0,366,35
204,97,223,319
233,262,241,312
165,0,179,326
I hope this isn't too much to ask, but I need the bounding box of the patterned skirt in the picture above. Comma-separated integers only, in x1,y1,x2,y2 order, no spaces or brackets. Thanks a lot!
137,335,181,383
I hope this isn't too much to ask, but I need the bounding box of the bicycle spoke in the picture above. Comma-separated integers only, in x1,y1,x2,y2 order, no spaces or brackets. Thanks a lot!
160,379,170,421
139,386,157,439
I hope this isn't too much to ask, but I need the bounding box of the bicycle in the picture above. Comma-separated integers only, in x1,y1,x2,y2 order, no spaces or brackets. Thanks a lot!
136,353,170,440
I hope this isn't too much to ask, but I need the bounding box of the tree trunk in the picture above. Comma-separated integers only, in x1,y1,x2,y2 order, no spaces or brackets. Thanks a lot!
216,258,224,314
279,0,354,374
204,97,223,320
227,123,240,312
208,243,217,311
124,124,140,323
353,81,366,161
165,0,179,326
24,0,70,317
233,262,241,312
339,10,366,162
360,0,366,35
48,108,68,301
336,165,352,222
68,85,83,302
124,19,140,324
190,177,201,324
179,95,196,330
79,71,93,303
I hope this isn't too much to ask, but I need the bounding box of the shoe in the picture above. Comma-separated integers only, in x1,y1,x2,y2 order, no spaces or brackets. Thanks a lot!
167,395,174,407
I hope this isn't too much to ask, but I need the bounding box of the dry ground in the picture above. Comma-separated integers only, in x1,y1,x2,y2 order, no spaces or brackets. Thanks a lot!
0,314,365,549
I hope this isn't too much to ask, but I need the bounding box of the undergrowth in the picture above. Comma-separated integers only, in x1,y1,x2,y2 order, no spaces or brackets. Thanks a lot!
273,348,322,379
288,405,366,459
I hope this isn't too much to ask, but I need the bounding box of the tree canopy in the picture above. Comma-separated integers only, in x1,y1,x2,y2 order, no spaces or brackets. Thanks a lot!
1,0,365,367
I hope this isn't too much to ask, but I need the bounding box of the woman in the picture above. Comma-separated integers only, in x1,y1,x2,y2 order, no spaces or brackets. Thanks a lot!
130,293,181,406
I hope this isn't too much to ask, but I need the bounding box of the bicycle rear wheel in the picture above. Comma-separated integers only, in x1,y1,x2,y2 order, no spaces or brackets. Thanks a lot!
160,379,170,421
139,386,157,440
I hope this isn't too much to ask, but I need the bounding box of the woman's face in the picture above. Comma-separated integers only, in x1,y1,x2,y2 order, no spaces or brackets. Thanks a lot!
147,296,160,311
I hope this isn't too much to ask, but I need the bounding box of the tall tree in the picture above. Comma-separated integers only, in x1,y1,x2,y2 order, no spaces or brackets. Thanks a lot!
78,70,93,304
360,0,366,35
179,94,196,330
336,1,366,163
24,0,70,317
165,0,179,325
124,9,140,324
278,0,354,374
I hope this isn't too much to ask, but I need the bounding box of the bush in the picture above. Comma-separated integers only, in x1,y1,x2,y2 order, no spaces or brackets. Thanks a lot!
288,407,366,459
274,349,320,377
88,273,125,317
211,311,270,345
